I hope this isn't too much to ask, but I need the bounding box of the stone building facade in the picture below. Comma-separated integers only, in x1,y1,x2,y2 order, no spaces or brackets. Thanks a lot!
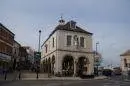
41,20,94,76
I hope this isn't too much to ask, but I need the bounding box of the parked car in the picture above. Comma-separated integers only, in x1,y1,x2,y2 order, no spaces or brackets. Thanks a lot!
102,69,112,76
113,67,122,75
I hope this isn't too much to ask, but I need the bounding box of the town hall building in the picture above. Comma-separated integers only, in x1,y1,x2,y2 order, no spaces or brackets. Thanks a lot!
41,18,94,77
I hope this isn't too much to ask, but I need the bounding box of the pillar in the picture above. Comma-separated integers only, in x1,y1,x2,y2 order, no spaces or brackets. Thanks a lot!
73,59,77,77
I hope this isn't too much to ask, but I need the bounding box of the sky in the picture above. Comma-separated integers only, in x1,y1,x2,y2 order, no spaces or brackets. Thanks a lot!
0,0,130,67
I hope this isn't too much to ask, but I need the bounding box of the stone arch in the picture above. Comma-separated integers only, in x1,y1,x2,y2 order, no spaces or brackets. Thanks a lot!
52,55,55,64
51,55,55,75
77,57,90,76
45,58,48,72
48,57,51,73
42,59,45,72
62,55,74,76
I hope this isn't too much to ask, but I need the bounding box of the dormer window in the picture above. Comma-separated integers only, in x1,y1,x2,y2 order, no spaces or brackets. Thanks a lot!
69,20,76,29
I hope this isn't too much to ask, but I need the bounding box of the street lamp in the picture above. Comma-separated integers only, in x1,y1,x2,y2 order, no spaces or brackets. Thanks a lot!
95,42,99,76
36,30,41,79
38,30,41,52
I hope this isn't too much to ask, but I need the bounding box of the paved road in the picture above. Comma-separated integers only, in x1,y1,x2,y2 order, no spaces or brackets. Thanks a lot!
0,72,18,81
0,71,50,80
0,79,130,86
0,73,130,86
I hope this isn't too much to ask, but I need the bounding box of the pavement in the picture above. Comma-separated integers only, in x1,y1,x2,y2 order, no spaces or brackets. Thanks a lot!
0,79,130,86
0,73,130,86
0,72,18,81
94,76,108,80
0,71,113,81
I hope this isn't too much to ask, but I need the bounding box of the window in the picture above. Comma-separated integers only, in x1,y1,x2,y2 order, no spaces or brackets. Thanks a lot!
0,28,2,37
52,37,54,47
80,37,84,47
45,44,48,53
73,35,79,46
67,35,72,46
124,59,127,67
128,63,130,68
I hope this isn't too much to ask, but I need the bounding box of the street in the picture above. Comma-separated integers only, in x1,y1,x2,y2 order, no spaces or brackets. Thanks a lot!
0,78,130,86
0,71,130,86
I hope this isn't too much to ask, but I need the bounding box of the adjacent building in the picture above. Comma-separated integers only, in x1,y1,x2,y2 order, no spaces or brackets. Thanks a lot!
41,19,94,76
93,51,102,75
18,46,28,69
12,40,21,70
0,23,15,69
0,23,35,71
23,46,34,64
17,46,34,70
120,50,130,74
93,51,102,67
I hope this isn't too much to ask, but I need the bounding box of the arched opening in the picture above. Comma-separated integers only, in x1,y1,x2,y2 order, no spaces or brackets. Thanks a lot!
51,55,55,75
45,58,48,73
42,60,45,72
77,57,89,76
62,55,74,76
48,57,51,73
124,58,127,67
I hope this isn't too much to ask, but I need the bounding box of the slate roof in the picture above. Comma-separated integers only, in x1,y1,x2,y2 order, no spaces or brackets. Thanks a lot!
55,22,92,34
41,20,93,47
0,23,15,36
120,50,130,56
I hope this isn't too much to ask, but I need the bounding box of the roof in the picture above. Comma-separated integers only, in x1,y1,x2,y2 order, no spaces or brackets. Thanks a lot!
0,23,15,36
14,40,21,46
120,50,130,56
41,20,93,47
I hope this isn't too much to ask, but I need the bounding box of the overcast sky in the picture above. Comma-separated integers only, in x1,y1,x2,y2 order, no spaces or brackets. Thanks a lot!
0,0,130,67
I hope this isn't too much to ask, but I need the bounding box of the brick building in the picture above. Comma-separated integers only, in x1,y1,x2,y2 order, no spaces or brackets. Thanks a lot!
12,40,21,70
0,23,15,70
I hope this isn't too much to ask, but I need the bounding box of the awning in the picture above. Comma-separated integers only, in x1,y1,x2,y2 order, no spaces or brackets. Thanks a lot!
0,53,11,62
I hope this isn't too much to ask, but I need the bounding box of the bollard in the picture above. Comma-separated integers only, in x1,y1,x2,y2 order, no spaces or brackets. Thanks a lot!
4,72,7,80
19,72,21,80
36,71,38,79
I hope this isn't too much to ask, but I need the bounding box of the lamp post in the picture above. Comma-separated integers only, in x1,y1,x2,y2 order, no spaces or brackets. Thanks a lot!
95,42,99,76
36,30,41,79
38,30,41,52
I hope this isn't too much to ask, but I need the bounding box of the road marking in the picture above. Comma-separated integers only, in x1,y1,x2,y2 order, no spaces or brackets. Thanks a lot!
103,83,120,86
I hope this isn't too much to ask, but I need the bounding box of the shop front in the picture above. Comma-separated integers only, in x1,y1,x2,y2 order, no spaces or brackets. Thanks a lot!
0,52,11,74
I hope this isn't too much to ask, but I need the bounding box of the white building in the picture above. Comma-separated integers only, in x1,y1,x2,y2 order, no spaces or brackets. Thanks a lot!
120,50,130,75
41,19,94,76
